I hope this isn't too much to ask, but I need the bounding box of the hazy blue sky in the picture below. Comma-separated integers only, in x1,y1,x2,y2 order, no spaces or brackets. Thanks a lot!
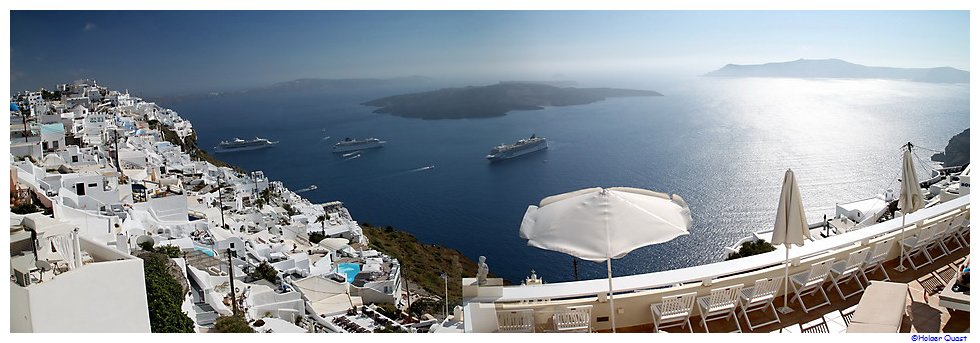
10,11,969,95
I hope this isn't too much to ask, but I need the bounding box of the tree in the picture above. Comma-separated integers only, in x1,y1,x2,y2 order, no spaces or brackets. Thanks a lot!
213,314,254,333
140,252,194,333
315,214,326,232
250,261,278,284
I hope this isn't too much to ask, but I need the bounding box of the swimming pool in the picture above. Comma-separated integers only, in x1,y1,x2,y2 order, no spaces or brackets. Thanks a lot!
336,263,360,284
194,246,216,257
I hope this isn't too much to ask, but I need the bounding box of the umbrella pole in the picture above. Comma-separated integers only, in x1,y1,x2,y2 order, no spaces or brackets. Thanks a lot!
778,247,793,313
895,214,908,272
607,258,616,333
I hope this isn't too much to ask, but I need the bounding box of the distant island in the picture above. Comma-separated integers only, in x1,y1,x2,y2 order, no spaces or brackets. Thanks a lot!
705,58,969,83
932,128,970,167
362,82,662,119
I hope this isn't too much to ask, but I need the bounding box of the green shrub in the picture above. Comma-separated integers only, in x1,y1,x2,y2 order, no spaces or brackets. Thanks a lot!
141,252,194,333
10,203,42,214
250,261,278,284
155,245,183,258
213,314,254,333
726,239,777,260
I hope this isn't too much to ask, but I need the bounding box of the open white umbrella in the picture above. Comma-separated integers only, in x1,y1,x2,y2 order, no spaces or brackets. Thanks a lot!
519,187,693,332
318,237,350,251
896,143,925,272
771,169,811,314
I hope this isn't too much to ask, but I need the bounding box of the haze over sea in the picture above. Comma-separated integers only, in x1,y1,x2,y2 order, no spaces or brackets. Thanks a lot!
167,77,968,283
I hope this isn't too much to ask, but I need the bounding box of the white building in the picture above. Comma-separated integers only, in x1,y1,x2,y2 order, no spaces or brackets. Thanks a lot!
10,214,151,332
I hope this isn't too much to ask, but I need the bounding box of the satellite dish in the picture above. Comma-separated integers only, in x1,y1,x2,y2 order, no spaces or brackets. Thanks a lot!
135,235,155,248
35,260,53,271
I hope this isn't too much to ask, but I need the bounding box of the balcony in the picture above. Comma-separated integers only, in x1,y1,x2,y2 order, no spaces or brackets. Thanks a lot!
461,196,970,333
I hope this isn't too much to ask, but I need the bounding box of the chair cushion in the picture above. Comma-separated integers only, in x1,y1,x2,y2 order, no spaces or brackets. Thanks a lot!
850,281,907,329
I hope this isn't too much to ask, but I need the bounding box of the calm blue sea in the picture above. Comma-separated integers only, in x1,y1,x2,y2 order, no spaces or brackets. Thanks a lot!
165,77,969,283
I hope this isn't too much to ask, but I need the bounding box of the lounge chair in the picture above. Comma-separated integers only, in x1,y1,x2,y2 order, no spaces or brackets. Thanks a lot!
738,276,783,331
650,292,696,332
790,258,835,313
696,284,743,332
828,247,871,299
845,281,908,333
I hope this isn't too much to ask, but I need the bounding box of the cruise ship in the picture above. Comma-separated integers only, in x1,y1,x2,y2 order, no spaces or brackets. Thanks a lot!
333,138,386,153
213,137,278,152
486,134,548,162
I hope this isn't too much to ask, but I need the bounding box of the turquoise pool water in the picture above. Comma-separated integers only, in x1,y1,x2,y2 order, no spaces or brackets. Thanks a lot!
337,263,360,284
194,246,216,257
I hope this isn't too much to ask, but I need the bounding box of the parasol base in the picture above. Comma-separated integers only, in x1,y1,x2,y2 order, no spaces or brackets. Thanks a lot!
778,306,794,314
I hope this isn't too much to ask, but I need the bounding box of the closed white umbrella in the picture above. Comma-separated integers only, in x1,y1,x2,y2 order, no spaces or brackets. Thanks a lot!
519,187,692,332
896,144,925,272
771,169,811,314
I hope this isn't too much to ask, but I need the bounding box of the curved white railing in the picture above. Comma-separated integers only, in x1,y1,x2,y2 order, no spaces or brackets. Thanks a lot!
470,195,969,303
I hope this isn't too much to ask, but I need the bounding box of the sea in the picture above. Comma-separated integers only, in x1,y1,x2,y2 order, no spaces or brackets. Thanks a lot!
165,77,970,284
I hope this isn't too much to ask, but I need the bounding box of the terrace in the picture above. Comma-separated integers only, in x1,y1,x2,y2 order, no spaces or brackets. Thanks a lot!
460,195,970,333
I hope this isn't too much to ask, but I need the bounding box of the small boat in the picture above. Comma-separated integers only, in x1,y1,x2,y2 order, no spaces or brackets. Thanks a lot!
341,151,362,158
345,154,361,160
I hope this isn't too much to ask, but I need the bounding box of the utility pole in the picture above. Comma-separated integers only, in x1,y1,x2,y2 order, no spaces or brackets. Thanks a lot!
441,272,448,318
218,175,226,230
113,130,121,172
228,248,238,316
404,264,412,322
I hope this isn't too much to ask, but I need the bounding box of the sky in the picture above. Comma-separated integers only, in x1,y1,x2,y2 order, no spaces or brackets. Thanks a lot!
9,11,970,96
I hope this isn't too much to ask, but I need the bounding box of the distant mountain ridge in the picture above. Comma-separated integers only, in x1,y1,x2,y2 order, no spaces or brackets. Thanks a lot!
705,59,968,83
361,82,662,119
155,76,430,104
264,76,431,91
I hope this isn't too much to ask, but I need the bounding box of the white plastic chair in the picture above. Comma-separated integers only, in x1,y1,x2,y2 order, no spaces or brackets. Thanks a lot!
827,248,870,299
950,213,970,247
925,219,953,260
860,238,893,284
650,292,697,332
697,284,744,332
496,309,535,333
790,258,835,313
938,214,967,254
552,305,591,333
901,223,942,270
738,277,783,331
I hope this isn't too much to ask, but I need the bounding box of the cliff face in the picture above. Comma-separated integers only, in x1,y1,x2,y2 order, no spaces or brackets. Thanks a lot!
932,128,970,167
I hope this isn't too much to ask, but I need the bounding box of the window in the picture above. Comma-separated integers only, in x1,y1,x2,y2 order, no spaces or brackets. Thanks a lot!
72,156,79,163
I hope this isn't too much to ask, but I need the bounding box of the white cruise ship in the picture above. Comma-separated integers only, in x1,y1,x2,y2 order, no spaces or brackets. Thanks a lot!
486,134,548,162
333,138,386,153
213,137,278,152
